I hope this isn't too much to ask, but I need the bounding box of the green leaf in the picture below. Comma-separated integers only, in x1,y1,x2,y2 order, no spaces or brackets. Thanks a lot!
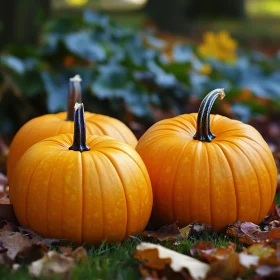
64,32,106,62
1,55,25,74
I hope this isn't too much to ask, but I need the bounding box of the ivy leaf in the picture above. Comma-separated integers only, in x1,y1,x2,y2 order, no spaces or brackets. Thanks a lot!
1,55,25,75
64,32,106,62
91,64,131,99
41,71,69,112
83,10,109,27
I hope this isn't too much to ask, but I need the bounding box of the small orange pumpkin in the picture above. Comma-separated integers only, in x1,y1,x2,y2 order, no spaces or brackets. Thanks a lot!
136,89,277,231
7,75,137,180
9,103,152,245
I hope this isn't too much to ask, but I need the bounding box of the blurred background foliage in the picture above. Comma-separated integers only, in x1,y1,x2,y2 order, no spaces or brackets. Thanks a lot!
0,0,280,147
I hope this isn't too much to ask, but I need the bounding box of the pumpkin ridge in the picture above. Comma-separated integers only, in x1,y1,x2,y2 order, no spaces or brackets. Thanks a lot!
92,118,127,143
54,116,69,136
89,152,105,242
233,138,276,207
162,118,194,131
88,149,105,242
156,143,182,223
87,118,109,136
171,140,192,224
107,146,153,216
212,142,239,222
25,154,52,230
94,150,128,240
242,136,276,164
216,137,275,189
219,140,262,223
205,143,212,227
46,149,66,237
86,122,104,135
107,146,151,185
189,142,204,223
104,120,132,143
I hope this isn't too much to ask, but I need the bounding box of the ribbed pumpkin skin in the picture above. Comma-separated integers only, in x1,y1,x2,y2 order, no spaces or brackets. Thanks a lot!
7,112,138,180
136,113,277,231
9,133,152,245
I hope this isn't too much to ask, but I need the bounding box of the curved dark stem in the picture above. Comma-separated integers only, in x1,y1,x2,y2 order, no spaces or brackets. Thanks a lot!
69,103,90,152
66,75,82,121
193,88,225,142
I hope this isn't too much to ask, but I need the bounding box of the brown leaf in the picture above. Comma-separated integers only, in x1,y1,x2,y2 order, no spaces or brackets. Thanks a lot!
135,247,171,270
142,223,182,241
0,231,33,260
60,247,73,256
16,243,47,264
16,226,64,247
28,251,74,279
190,241,236,263
134,242,210,280
71,247,88,264
190,222,212,233
60,246,88,264
142,223,199,242
190,241,213,258
206,253,248,280
226,221,280,245
0,231,47,265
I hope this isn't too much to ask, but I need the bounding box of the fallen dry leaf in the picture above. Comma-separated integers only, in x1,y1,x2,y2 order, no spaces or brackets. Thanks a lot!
206,253,248,280
0,231,47,264
134,242,210,280
29,251,74,279
142,222,207,242
190,222,212,234
60,246,88,264
142,223,182,241
0,231,34,260
226,221,280,245
0,219,64,247
190,241,236,263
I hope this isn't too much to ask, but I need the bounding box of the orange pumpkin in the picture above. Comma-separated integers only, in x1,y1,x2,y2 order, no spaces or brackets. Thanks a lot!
136,89,277,231
7,75,137,180
9,103,152,245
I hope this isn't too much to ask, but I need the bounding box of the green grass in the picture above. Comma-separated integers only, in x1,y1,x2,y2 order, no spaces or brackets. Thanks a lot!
0,232,238,280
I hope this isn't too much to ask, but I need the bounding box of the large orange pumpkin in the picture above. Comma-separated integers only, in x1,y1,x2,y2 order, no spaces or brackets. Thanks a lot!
7,75,137,180
9,103,152,245
136,89,277,231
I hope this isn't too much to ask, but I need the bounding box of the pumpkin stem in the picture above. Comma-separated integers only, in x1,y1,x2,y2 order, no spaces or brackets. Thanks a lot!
66,75,82,121
69,103,90,152
193,88,225,142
